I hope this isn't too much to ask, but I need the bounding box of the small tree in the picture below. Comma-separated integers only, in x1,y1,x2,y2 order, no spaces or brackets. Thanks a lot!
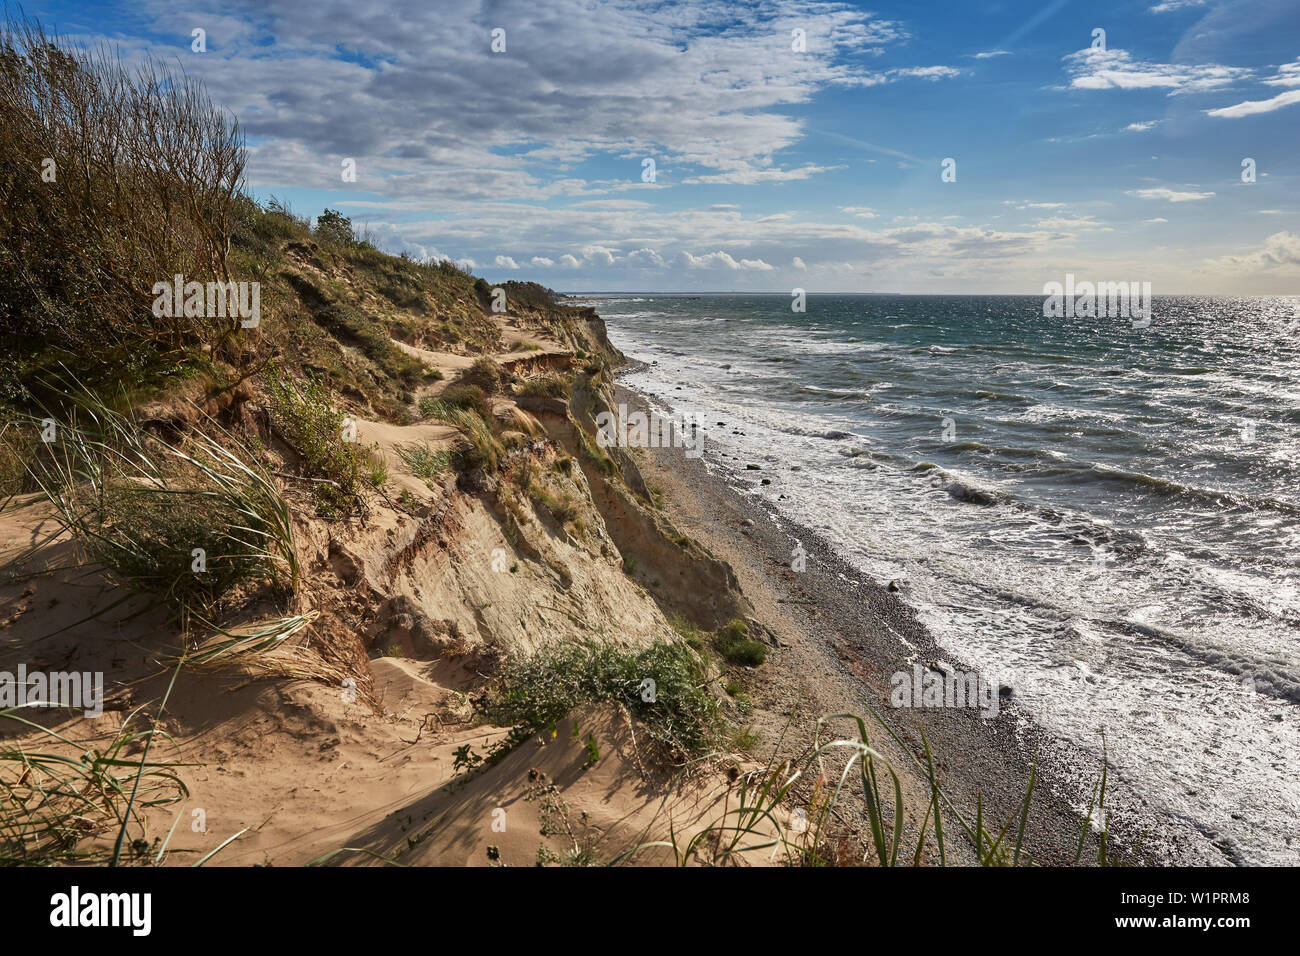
314,208,355,246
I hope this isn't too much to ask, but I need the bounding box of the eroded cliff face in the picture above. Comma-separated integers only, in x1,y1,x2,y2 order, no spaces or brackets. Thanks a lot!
0,247,766,866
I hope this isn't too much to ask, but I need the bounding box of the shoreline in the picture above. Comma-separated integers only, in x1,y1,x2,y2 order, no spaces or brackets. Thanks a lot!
614,365,1200,866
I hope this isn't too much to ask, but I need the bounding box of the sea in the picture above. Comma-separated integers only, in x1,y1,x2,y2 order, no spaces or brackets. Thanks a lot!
580,292,1300,866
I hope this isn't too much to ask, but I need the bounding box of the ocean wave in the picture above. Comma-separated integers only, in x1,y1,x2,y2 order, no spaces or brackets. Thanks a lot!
1087,464,1300,516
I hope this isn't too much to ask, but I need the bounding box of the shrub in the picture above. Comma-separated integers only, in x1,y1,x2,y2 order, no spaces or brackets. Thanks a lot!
461,357,504,393
0,13,248,401
314,208,355,246
477,640,722,758
262,364,366,515
714,619,766,667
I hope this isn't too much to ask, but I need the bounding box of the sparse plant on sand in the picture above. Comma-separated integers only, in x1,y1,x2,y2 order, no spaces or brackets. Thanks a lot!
0,702,188,866
396,443,451,486
614,706,1118,868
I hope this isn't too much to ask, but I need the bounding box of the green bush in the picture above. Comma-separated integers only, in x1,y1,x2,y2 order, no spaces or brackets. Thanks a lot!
314,208,355,246
478,640,721,758
714,618,767,667
461,357,504,393
263,364,366,515
0,13,248,401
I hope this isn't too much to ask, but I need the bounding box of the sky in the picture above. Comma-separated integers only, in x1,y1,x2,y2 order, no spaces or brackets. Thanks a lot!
29,0,1300,293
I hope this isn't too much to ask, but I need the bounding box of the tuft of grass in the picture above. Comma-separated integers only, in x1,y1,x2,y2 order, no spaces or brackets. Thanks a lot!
528,483,577,525
503,406,544,438
24,385,298,621
420,384,488,420
615,703,1116,868
516,373,571,399
0,700,187,866
396,442,451,486
432,407,503,474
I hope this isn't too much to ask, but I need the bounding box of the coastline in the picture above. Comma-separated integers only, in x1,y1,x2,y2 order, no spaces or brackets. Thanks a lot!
614,364,1199,866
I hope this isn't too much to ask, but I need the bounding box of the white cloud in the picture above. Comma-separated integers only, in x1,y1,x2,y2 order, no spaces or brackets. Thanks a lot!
493,255,519,269
840,205,878,218
581,245,619,267
1205,89,1300,118
889,66,961,81
1144,217,1169,223
155,0,926,204
679,250,775,271
1127,188,1215,202
1209,232,1300,271
625,247,665,268
1125,121,1158,131
1063,46,1250,94
973,50,1011,59
792,256,807,270
1263,58,1300,88
530,256,555,267
681,164,840,185
1148,0,1207,12
1033,216,1111,231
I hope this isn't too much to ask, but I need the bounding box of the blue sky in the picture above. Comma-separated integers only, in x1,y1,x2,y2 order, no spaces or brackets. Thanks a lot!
31,0,1300,292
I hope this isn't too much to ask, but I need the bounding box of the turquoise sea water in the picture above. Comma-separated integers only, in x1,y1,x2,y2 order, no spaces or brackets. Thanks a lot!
587,292,1300,865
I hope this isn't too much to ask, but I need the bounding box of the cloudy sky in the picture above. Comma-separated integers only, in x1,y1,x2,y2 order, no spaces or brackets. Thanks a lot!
37,0,1300,293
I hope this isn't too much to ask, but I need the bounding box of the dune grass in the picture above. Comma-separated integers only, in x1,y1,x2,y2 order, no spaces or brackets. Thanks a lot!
612,704,1117,868
23,384,298,624
395,442,452,486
